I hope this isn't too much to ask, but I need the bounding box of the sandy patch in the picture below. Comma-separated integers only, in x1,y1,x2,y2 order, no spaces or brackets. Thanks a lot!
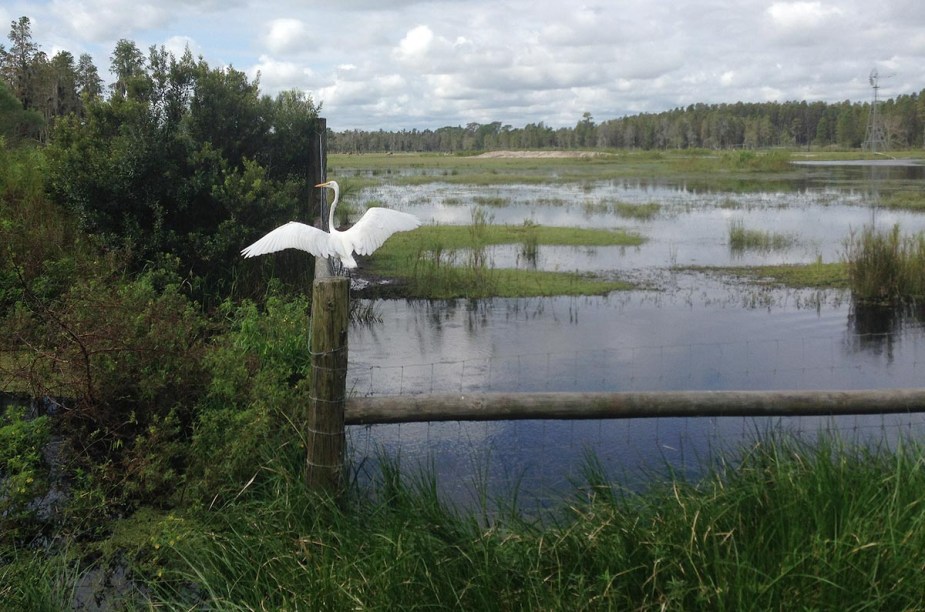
475,150,601,159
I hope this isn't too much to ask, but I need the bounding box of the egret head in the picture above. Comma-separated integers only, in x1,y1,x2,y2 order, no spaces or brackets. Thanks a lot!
315,180,339,206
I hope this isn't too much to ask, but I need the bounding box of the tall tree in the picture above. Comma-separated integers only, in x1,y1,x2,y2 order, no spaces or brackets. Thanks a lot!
109,39,147,99
3,17,39,107
75,53,102,101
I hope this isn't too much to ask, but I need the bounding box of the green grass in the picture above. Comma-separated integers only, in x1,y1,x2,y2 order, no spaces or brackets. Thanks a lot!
845,224,925,304
692,261,850,289
613,201,662,220
881,190,925,212
9,432,925,609
383,222,644,250
328,150,808,190
368,221,642,298
148,434,925,610
728,219,798,252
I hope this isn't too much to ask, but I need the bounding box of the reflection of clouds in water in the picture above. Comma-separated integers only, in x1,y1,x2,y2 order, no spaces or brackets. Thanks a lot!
347,288,925,507
345,166,925,506
349,288,925,398
359,180,925,269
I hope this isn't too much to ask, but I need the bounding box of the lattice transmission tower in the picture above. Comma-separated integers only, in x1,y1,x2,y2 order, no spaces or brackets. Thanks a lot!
862,69,890,153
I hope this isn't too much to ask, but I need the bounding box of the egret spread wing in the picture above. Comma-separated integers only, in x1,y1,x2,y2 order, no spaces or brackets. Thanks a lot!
341,208,422,255
241,222,337,258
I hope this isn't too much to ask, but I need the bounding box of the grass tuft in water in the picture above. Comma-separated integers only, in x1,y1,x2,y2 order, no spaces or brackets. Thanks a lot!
728,219,797,252
613,201,662,220
845,224,925,304
519,219,540,266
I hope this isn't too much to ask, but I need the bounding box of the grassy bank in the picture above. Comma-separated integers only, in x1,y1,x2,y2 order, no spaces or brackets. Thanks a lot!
328,149,809,190
5,433,925,609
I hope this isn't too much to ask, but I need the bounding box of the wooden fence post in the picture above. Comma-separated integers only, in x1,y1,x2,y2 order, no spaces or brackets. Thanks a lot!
306,276,348,493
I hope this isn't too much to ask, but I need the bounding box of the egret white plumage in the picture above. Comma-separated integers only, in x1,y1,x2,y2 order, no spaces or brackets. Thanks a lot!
241,180,421,269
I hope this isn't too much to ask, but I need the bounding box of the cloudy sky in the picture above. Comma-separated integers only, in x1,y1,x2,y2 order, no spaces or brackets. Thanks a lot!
5,0,925,130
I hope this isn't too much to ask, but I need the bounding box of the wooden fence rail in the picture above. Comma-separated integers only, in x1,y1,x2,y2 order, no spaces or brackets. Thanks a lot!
344,389,925,425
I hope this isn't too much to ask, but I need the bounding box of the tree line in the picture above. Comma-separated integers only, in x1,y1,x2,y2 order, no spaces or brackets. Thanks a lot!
6,14,924,156
330,99,925,154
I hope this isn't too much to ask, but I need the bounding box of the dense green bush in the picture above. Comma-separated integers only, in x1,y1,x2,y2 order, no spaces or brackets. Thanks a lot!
43,47,321,302
186,293,312,505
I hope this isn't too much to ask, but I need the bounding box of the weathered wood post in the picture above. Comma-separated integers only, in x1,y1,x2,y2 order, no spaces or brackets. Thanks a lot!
306,275,348,492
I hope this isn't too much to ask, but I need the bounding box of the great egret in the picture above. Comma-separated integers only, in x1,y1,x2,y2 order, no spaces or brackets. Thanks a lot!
241,180,421,269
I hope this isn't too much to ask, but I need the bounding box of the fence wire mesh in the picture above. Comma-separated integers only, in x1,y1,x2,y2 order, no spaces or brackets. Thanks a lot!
346,330,925,510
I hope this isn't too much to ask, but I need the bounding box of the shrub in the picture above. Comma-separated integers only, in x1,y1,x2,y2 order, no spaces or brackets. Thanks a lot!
2,267,209,519
0,405,51,546
186,294,311,504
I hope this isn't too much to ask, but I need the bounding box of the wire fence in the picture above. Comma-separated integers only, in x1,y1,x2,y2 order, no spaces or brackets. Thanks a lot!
350,330,925,396
344,330,925,509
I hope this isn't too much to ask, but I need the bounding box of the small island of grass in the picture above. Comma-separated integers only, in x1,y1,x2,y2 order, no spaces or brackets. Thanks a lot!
367,222,644,298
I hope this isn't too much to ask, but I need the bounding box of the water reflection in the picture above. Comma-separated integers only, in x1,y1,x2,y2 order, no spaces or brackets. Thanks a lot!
359,172,925,272
350,282,925,397
346,162,925,507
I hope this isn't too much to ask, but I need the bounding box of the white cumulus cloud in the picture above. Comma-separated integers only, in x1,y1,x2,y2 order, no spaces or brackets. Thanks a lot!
264,18,314,55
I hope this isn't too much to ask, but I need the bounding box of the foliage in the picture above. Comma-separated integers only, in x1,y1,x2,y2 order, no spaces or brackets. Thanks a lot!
0,82,42,143
41,40,320,301
1,267,210,526
0,405,50,543
330,97,925,153
0,17,100,142
186,293,312,504
845,224,925,304
0,140,93,314
93,434,924,609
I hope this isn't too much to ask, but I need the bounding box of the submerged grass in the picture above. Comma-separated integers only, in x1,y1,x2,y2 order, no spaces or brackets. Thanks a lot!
11,432,925,609
613,201,662,220
881,190,925,212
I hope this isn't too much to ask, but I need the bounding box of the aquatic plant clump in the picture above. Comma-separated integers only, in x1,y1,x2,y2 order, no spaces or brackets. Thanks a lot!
728,219,797,253
845,224,925,304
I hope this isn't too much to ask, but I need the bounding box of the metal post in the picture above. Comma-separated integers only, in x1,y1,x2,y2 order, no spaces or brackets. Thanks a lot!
311,118,331,279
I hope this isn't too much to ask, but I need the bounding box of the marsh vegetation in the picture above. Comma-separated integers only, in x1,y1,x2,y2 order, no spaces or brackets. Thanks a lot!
4,143,925,607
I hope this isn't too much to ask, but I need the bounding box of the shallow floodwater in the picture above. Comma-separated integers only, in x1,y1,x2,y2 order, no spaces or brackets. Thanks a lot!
345,162,925,508
356,164,925,271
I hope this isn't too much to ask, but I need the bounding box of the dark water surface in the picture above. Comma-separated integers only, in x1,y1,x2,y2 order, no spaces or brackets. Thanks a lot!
345,163,925,508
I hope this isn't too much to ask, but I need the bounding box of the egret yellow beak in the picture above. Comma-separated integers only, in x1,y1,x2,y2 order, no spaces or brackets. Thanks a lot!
315,181,332,188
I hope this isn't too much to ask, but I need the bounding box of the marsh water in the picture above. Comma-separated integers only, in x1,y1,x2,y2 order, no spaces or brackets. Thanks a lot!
345,161,925,507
